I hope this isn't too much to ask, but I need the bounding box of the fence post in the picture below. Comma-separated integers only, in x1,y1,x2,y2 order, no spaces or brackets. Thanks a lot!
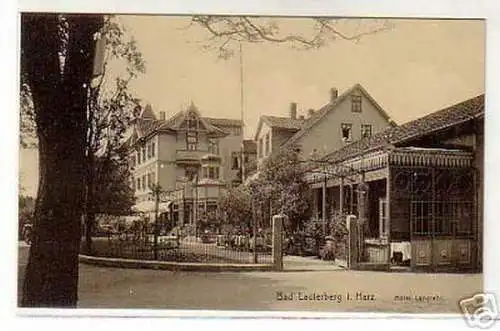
347,215,358,269
272,214,285,271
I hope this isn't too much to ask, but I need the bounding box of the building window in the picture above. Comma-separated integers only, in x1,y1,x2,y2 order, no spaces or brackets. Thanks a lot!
151,141,156,157
147,144,152,159
204,166,220,179
142,147,146,162
361,124,372,139
137,178,140,191
187,114,198,130
137,150,141,164
232,153,240,170
185,167,198,181
351,95,362,113
186,131,198,151
244,155,249,163
208,138,219,154
265,133,270,156
341,123,353,142
142,175,146,190
131,155,136,167
258,138,263,158
232,127,241,136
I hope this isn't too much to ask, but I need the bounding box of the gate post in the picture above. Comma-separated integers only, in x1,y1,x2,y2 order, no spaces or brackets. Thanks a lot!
347,215,359,269
272,214,285,271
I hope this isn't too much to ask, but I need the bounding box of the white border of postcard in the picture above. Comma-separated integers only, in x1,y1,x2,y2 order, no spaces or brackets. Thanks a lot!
2,0,500,330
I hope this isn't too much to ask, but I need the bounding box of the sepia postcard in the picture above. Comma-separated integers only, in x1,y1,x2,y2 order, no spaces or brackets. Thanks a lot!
10,1,500,329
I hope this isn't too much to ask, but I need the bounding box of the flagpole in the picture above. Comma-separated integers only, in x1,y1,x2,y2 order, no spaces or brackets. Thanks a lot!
239,42,245,184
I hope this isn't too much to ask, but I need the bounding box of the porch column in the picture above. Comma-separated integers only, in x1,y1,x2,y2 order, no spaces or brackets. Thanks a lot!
339,177,344,215
358,172,367,262
312,187,318,219
205,186,208,214
385,167,391,264
322,172,327,233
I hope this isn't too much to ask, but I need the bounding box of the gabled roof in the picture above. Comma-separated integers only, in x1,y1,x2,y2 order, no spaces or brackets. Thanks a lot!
137,119,165,137
127,102,242,146
323,94,485,164
262,115,306,130
204,117,242,128
165,102,225,135
254,115,306,140
138,103,156,120
284,84,394,147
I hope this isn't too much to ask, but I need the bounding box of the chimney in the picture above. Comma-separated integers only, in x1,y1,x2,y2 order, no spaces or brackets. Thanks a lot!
160,111,166,120
289,102,297,119
330,87,339,103
308,108,315,118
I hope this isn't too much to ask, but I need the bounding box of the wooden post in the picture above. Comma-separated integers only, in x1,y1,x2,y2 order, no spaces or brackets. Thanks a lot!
272,214,284,271
347,215,358,269
322,171,327,234
252,199,258,263
356,174,366,262
339,177,344,214
153,186,160,260
385,167,392,264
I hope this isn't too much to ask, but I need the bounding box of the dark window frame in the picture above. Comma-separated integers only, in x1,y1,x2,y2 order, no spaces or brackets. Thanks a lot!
361,124,373,139
351,95,362,113
186,131,198,151
265,133,270,156
208,138,219,154
341,123,353,142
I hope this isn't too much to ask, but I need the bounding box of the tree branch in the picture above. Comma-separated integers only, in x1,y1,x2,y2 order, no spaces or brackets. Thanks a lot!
191,16,394,58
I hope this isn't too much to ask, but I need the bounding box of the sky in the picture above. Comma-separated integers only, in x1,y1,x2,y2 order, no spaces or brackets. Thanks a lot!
19,16,485,197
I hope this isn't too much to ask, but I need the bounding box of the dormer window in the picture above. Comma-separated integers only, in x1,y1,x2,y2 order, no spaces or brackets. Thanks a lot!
341,123,353,142
351,95,362,113
187,113,198,130
186,131,198,150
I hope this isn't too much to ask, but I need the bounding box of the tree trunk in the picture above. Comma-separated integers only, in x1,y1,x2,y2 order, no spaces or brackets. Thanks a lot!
84,211,96,255
84,152,96,255
20,14,103,307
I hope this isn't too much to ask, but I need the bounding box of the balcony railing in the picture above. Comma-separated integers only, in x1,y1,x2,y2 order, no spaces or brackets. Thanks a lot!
176,150,208,164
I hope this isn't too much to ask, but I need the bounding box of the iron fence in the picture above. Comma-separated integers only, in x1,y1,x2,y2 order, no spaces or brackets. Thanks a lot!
83,230,273,265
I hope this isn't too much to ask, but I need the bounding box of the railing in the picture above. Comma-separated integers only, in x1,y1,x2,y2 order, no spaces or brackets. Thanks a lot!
176,150,211,163
83,230,273,265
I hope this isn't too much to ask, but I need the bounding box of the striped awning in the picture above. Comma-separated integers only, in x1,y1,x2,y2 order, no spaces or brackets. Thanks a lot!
132,200,173,213
305,147,474,184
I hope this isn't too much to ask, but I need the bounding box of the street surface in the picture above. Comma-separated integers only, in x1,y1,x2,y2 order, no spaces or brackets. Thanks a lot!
17,244,482,313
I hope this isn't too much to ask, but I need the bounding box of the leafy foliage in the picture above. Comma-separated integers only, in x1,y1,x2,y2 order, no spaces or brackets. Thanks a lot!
92,156,135,215
82,17,145,222
87,16,145,159
248,144,312,233
218,185,253,231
